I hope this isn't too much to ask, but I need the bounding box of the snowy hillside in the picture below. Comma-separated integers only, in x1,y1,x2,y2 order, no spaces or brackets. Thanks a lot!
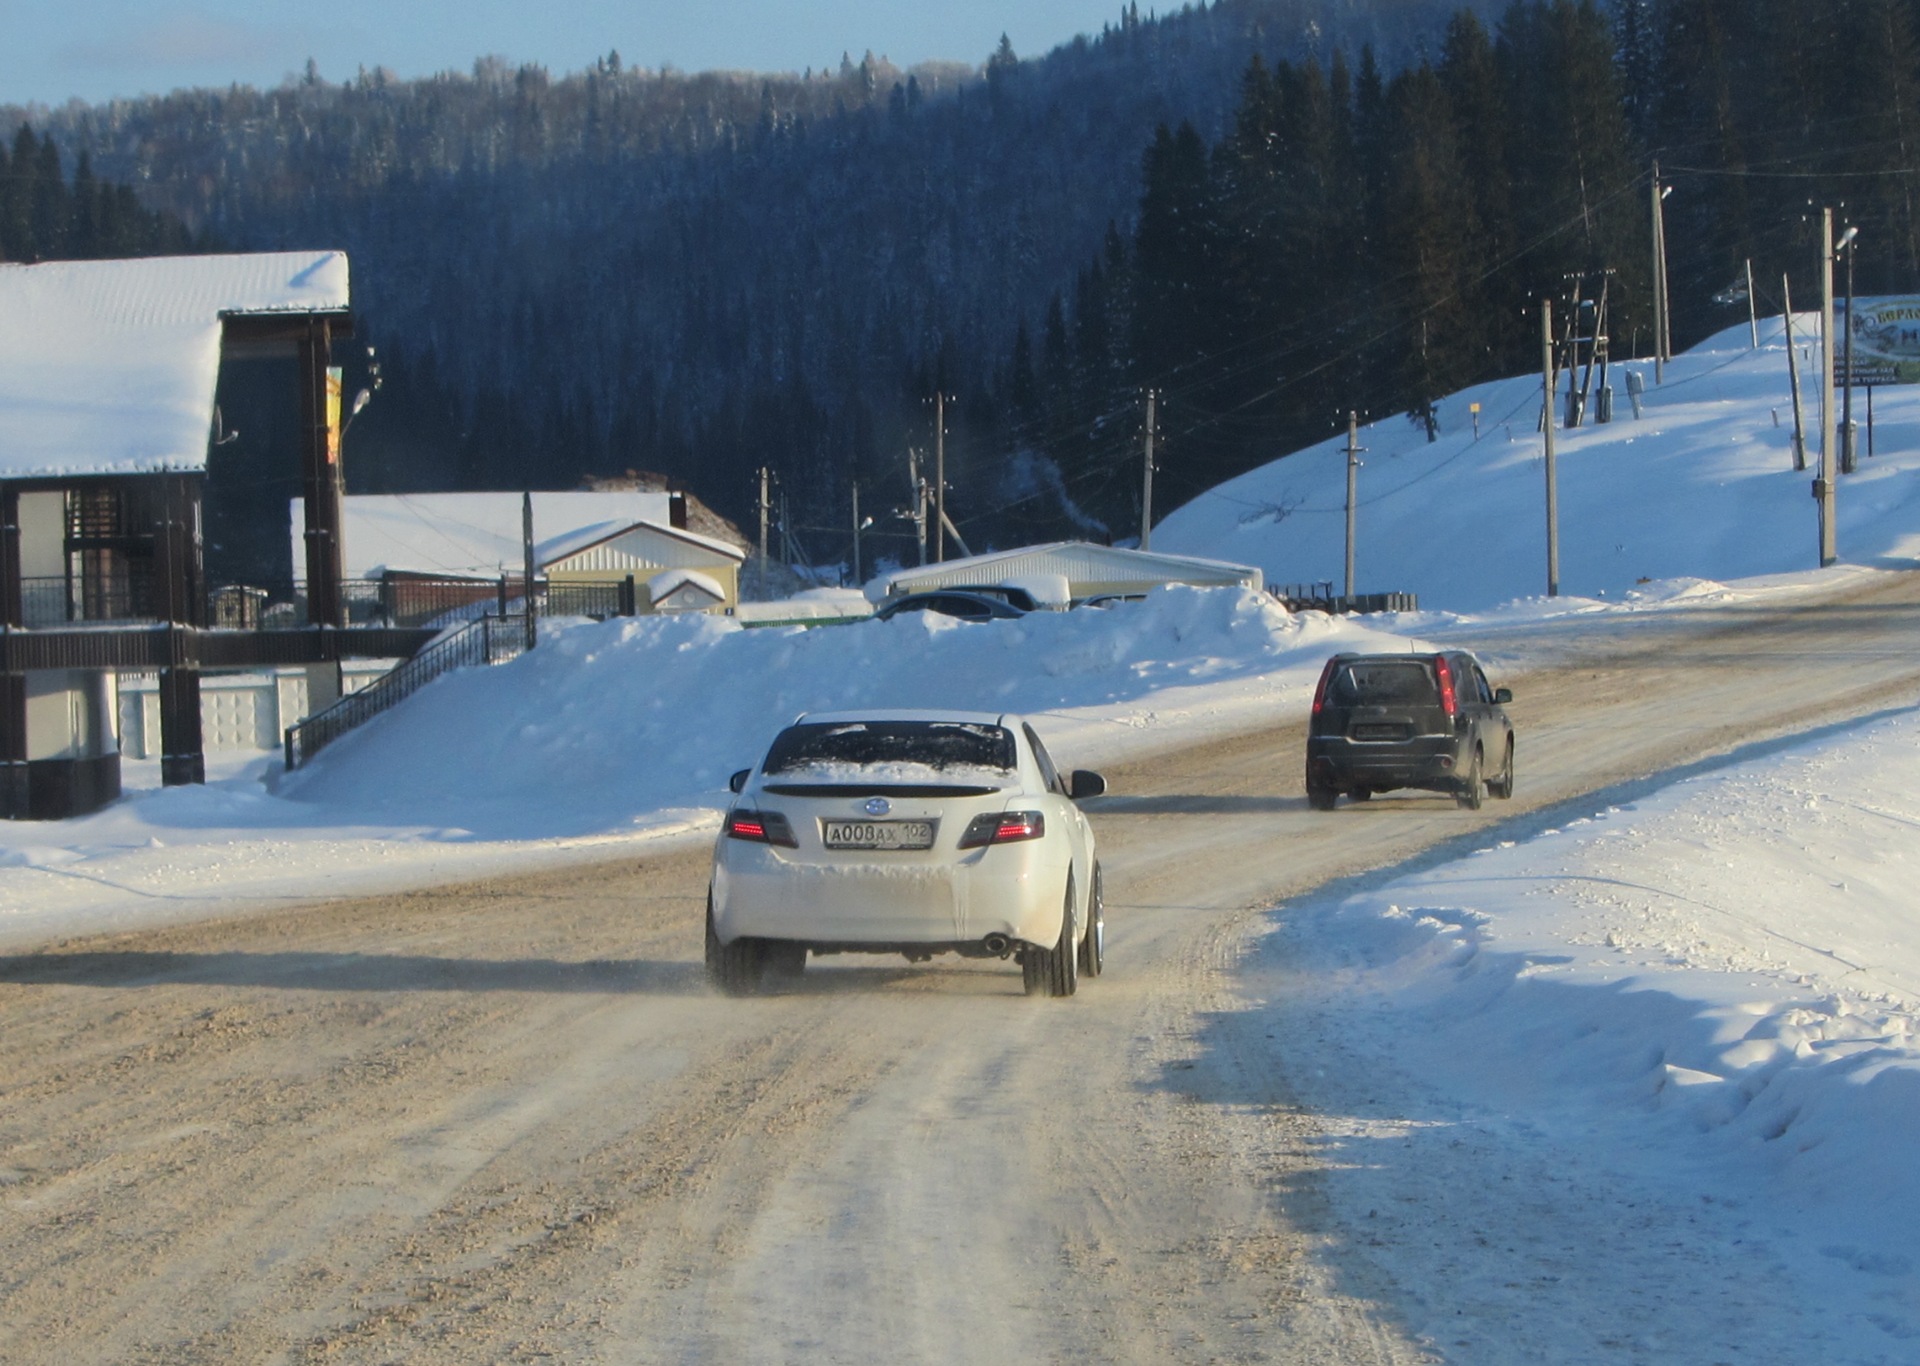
1157,315,1920,610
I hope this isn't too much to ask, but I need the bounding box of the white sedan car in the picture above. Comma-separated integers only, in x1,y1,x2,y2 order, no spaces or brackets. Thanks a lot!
707,709,1106,997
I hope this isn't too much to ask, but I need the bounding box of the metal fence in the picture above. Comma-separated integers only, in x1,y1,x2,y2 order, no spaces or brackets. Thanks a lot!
19,573,644,631
283,613,530,770
1274,583,1419,616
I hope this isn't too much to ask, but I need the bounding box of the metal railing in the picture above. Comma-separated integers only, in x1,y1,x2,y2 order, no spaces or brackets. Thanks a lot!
20,575,157,626
18,573,647,631
284,612,530,769
1275,583,1418,616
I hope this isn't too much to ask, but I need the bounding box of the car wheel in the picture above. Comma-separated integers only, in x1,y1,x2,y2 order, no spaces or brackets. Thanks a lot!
705,893,765,996
1456,746,1485,810
1306,781,1338,812
1489,737,1515,800
1023,881,1079,998
1348,786,1372,802
763,941,808,980
1077,863,1105,979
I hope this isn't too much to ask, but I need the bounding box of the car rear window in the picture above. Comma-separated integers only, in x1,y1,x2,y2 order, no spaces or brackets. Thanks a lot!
762,720,1017,775
1329,660,1438,706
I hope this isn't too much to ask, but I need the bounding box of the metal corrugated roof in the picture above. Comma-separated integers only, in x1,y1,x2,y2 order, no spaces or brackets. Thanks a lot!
0,251,350,480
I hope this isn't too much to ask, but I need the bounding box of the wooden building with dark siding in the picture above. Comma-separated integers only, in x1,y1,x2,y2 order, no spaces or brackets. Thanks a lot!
0,252,423,820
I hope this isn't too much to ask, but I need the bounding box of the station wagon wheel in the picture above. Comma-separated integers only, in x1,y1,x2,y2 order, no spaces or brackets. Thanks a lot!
1489,737,1515,800
1456,746,1485,811
705,892,766,996
1077,863,1105,979
1023,879,1079,998
1306,781,1338,812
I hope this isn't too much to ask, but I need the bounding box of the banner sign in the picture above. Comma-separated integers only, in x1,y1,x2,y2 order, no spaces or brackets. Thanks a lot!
325,366,343,463
1841,298,1920,385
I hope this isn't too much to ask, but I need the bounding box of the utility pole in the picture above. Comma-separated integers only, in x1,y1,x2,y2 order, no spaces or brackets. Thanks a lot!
522,490,537,650
1651,162,1671,383
1542,300,1560,598
757,466,770,564
1140,388,1157,551
1783,275,1808,473
905,448,928,565
933,391,947,563
851,481,862,585
1818,208,1838,568
1839,226,1860,474
1343,411,1363,600
1745,258,1759,349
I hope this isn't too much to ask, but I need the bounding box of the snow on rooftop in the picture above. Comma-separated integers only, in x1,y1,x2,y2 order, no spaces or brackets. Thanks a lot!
292,491,676,580
0,251,349,480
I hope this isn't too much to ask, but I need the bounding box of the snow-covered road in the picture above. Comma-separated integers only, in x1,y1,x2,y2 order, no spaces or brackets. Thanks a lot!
4,569,1919,1362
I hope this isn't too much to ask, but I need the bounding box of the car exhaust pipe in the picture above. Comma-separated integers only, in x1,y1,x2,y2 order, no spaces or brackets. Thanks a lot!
982,933,1012,957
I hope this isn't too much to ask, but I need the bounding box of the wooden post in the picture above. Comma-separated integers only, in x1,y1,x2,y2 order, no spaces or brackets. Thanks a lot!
522,491,537,650
934,392,947,563
0,488,25,818
1343,411,1360,600
1819,210,1838,568
1783,276,1808,473
1745,258,1759,349
1543,300,1560,597
1140,389,1157,551
1651,162,1670,384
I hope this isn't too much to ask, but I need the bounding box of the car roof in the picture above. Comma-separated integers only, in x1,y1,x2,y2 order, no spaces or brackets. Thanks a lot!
791,708,1017,728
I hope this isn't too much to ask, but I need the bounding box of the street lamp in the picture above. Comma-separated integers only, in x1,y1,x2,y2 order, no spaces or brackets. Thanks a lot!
1838,226,1860,474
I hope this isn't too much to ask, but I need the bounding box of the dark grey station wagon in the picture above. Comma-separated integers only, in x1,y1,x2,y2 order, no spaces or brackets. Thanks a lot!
1305,652,1515,810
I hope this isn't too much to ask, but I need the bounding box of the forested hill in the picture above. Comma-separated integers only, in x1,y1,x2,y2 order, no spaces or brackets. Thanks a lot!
10,0,1919,584
6,0,1483,578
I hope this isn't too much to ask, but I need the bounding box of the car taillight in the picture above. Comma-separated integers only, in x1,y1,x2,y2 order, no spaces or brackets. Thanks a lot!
1434,655,1458,717
1311,657,1340,716
957,810,1046,849
726,809,798,848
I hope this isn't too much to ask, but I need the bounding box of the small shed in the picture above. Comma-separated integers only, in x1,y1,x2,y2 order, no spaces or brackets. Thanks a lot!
545,521,746,614
870,542,1263,603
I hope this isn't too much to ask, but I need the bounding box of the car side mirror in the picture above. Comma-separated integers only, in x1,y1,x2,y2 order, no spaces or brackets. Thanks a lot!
729,769,751,794
1493,687,1513,705
1069,770,1107,801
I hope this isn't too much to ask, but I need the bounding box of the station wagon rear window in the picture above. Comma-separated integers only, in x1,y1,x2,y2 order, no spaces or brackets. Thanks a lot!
762,721,1017,776
1329,660,1438,706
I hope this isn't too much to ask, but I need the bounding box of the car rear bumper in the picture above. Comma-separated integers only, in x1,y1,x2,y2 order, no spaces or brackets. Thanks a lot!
1308,735,1466,790
712,843,1069,948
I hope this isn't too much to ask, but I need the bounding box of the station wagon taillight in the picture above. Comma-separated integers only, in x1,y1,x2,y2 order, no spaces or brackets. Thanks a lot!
958,811,1046,849
1433,655,1458,717
726,809,798,848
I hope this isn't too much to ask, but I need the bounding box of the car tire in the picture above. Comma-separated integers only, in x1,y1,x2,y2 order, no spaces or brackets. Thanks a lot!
1456,746,1485,810
1489,737,1515,800
1306,782,1338,812
1024,881,1079,998
1077,863,1105,979
1348,786,1372,802
705,893,765,996
763,941,808,980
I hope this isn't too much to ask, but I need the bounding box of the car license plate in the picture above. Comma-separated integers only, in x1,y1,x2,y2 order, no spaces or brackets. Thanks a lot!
823,820,935,850
1352,724,1409,740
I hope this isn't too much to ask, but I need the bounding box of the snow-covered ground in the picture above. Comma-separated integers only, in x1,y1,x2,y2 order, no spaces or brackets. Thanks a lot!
1245,705,1920,1360
6,316,1920,1356
1156,316,1920,609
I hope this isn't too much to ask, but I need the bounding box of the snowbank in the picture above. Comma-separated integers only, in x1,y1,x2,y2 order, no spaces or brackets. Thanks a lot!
1254,703,1920,1357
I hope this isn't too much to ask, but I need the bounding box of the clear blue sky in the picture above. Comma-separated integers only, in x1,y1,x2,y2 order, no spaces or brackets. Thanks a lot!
1,1,1127,108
